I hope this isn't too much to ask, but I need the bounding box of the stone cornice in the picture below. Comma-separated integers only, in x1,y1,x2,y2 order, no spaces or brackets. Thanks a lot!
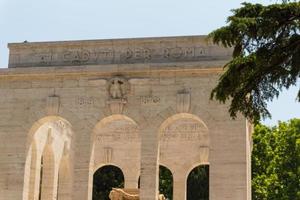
0,61,224,79
8,35,232,68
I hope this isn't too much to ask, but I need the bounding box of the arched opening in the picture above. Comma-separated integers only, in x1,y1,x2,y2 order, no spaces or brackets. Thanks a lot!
93,165,124,200
23,117,73,200
186,165,209,200
89,114,140,199
159,165,173,200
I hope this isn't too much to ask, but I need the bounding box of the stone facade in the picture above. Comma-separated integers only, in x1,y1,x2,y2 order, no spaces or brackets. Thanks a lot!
0,35,252,200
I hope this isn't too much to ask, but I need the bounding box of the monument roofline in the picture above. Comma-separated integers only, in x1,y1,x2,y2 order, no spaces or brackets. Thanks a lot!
7,35,232,68
8,35,209,48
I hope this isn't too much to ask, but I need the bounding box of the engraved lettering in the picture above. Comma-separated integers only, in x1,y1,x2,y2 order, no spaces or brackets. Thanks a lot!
161,119,208,142
76,96,95,108
96,120,139,142
140,95,160,105
63,49,90,64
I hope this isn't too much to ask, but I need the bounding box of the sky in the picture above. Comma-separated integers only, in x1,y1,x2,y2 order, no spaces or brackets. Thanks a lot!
0,0,299,125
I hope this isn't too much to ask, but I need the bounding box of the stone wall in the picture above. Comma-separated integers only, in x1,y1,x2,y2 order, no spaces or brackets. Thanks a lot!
0,35,251,200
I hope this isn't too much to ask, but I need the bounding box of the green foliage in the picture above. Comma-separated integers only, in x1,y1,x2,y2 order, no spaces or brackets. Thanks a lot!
252,119,300,199
159,166,173,199
186,165,209,200
158,165,209,200
209,2,300,121
92,165,124,200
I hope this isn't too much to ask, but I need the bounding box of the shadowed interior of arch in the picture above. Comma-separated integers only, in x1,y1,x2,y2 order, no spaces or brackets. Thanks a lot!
187,165,209,200
92,165,124,200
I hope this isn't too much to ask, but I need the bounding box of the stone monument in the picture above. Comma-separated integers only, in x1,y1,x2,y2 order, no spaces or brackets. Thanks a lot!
0,35,252,200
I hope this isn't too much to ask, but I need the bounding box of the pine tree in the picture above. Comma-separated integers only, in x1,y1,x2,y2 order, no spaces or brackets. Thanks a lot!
209,1,300,121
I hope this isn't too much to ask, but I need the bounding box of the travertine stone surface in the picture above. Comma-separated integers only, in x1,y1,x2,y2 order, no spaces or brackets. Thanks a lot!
0,35,251,200
8,36,231,68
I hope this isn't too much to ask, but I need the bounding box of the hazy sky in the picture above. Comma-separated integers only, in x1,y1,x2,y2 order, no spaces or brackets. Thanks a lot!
0,0,299,125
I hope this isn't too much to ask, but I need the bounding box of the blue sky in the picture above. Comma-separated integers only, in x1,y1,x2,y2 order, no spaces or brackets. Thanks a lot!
0,0,299,125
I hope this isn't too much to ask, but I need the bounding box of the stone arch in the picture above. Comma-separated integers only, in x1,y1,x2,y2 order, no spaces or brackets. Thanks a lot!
158,113,209,169
158,113,209,134
156,112,209,200
22,116,73,200
25,116,73,152
88,114,140,199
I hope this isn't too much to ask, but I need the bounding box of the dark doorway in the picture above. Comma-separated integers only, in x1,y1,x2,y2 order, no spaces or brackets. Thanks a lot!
159,165,173,200
92,165,124,200
186,165,209,200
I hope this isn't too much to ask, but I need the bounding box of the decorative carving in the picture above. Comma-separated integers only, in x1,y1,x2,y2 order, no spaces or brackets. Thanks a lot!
108,77,129,100
106,76,129,114
63,49,90,64
36,53,53,65
104,147,113,163
109,188,165,200
96,119,139,142
176,89,191,113
46,95,60,115
76,96,95,108
161,119,208,142
140,95,160,105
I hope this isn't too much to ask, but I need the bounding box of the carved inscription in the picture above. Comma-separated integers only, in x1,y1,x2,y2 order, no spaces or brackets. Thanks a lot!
34,46,208,65
96,119,139,142
76,96,95,108
140,95,160,105
95,49,114,61
161,119,208,142
122,48,152,60
36,53,53,65
63,49,90,64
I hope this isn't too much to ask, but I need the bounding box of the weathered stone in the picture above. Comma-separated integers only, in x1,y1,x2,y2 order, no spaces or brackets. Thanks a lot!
0,36,252,200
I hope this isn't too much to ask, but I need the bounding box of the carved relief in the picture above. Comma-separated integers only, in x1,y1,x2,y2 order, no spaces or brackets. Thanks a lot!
76,96,95,108
176,89,191,113
21,44,212,67
161,119,208,143
106,77,130,114
63,49,90,64
104,147,113,163
35,53,53,65
96,119,139,143
46,95,60,115
122,48,152,61
140,95,160,106
108,77,129,100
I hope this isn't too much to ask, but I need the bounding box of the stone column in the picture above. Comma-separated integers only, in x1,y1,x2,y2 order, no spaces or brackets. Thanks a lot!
173,171,187,200
124,171,138,188
139,124,159,200
72,126,92,200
